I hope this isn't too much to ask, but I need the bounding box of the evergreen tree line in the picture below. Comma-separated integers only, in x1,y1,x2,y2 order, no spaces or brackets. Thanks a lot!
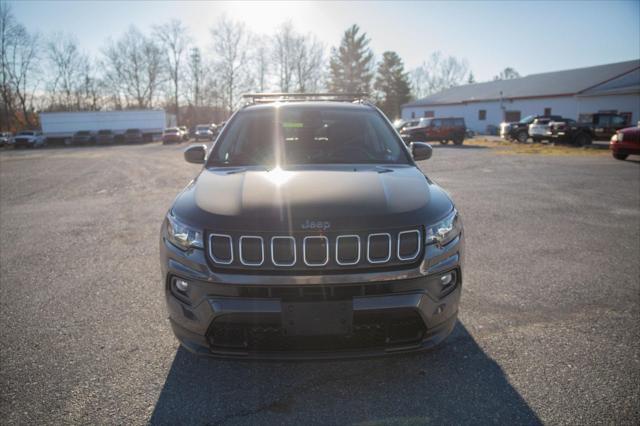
1,3,520,131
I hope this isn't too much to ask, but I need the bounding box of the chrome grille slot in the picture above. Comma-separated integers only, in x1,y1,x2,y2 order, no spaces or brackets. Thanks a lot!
303,236,329,266
397,230,421,261
367,233,392,264
271,236,296,267
239,236,264,266
335,235,360,266
209,234,233,265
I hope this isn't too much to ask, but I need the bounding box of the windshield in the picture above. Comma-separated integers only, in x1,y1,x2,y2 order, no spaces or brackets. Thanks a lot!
18,131,34,136
196,126,209,131
519,115,535,124
208,107,411,167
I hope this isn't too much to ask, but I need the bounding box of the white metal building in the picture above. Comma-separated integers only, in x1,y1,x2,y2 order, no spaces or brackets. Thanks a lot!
401,60,640,133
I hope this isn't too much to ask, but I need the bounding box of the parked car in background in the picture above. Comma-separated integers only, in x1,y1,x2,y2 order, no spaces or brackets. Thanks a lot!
162,127,183,144
178,126,189,141
395,119,420,133
194,124,214,141
528,118,551,142
549,112,628,146
401,117,466,145
501,115,563,143
71,130,94,145
0,131,12,147
96,129,115,144
13,131,46,148
610,126,640,160
124,128,144,144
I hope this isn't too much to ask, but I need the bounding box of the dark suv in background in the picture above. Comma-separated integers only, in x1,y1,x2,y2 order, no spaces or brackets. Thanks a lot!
401,117,466,145
160,94,464,359
124,128,144,144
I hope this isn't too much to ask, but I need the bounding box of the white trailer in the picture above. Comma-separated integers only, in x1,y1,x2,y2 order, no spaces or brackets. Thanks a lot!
40,110,176,142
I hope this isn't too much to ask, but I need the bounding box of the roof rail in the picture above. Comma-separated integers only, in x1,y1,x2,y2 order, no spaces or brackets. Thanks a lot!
241,92,370,105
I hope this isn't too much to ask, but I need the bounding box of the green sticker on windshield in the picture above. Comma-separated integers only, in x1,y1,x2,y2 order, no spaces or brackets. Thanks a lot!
282,122,303,128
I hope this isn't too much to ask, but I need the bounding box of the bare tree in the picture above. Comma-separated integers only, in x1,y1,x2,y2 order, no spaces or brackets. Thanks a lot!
271,23,324,93
210,16,253,111
292,33,324,93
272,22,296,92
45,33,91,110
410,52,470,99
253,41,270,92
154,19,191,123
0,2,40,129
102,26,164,109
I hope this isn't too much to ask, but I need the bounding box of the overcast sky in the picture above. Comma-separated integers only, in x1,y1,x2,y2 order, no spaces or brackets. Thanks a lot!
10,0,640,81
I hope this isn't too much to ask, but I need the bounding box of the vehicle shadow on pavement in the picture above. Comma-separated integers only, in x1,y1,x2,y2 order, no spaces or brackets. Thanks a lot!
431,144,490,150
149,322,541,425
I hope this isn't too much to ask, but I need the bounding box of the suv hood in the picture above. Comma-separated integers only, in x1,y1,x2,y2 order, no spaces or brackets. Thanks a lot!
172,165,454,232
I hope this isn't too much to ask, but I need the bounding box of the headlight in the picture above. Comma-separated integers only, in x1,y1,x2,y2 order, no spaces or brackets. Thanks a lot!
617,132,623,142
426,209,462,246
166,212,204,250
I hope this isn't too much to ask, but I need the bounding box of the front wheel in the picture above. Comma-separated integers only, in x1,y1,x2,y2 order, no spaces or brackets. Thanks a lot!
574,133,592,147
453,138,464,145
516,131,528,143
440,140,449,145
613,152,628,161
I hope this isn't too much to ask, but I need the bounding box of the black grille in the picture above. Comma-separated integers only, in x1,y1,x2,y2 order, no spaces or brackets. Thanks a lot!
206,311,426,352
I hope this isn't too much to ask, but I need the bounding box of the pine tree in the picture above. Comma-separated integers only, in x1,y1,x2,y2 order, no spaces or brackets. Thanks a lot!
328,25,374,94
467,72,476,84
374,51,411,119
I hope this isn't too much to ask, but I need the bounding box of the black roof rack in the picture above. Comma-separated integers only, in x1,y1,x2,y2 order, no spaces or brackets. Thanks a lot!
241,92,371,105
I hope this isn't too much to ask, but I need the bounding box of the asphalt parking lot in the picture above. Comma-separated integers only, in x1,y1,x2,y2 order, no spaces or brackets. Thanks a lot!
1,141,638,425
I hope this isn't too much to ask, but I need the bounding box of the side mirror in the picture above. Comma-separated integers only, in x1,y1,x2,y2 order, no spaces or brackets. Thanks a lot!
184,144,207,164
410,142,432,161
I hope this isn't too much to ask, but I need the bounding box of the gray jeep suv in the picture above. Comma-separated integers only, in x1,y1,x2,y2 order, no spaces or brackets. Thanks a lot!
160,95,464,359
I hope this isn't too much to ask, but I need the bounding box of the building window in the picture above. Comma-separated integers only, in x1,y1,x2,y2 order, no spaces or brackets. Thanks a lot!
411,111,415,118
478,110,486,121
504,111,521,122
424,111,434,118
544,108,552,116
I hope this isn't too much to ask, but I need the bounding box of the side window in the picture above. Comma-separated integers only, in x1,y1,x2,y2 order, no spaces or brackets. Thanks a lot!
432,119,442,128
620,112,632,125
597,115,611,127
611,116,626,126
478,110,486,121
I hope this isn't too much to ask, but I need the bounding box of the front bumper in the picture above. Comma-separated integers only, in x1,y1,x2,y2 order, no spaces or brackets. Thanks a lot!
610,140,640,156
161,231,464,360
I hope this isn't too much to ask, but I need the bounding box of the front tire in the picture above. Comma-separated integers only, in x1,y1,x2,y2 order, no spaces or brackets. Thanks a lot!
574,133,592,147
516,131,528,143
613,152,628,161
440,140,449,145
453,137,464,146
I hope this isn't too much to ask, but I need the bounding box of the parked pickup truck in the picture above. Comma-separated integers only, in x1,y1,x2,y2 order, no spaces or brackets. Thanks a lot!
549,113,628,146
